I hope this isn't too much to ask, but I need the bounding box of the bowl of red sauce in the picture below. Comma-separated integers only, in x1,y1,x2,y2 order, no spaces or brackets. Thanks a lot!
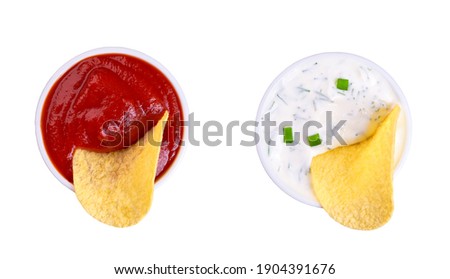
36,47,188,190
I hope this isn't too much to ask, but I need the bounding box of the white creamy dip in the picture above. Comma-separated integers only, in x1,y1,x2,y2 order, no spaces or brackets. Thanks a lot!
256,53,409,207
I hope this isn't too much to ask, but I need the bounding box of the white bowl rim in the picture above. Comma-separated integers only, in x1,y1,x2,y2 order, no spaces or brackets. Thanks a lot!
255,51,412,207
35,46,189,191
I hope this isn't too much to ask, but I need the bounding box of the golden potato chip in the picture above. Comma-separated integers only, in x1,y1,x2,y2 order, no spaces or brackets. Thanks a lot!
311,106,400,230
73,112,169,227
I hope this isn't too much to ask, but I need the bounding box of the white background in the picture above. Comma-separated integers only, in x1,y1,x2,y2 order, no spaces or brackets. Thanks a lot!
1,0,449,278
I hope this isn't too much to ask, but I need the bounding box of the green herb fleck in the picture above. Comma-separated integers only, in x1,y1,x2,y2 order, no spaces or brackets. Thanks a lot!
336,78,349,91
307,133,322,147
283,127,294,143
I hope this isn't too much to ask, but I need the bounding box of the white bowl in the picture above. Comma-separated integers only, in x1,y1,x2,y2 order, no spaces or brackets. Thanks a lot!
256,52,412,207
35,47,188,191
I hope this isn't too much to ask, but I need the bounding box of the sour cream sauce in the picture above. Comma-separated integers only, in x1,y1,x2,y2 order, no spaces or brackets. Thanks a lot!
257,53,407,207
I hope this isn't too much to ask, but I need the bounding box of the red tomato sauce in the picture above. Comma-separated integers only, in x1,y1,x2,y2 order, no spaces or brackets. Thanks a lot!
41,53,184,184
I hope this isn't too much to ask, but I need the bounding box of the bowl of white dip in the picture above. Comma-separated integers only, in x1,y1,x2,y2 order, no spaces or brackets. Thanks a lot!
256,52,411,207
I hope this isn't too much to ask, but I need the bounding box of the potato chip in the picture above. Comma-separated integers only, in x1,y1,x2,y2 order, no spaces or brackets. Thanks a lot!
311,106,400,230
73,111,168,227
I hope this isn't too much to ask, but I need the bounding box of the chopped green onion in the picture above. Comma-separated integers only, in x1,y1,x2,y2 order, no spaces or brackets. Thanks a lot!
336,78,349,90
307,133,322,147
283,127,294,143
